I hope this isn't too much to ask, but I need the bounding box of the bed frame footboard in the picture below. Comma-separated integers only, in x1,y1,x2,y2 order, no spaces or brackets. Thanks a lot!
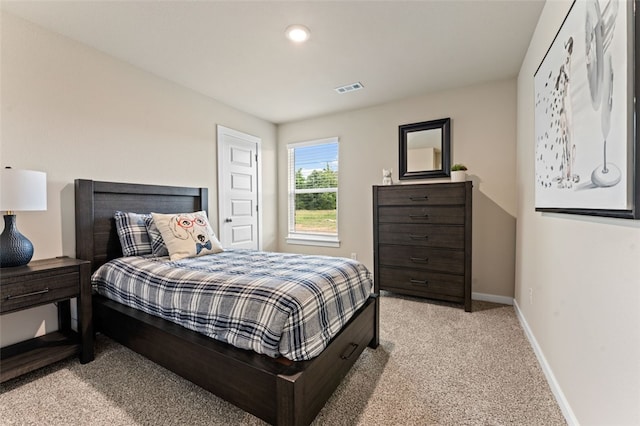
94,294,377,425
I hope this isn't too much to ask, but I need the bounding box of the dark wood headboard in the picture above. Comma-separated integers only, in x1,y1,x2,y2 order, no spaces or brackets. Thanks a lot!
75,179,208,272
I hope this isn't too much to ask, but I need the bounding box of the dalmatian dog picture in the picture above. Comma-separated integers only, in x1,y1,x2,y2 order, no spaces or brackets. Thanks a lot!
534,0,630,211
535,36,579,191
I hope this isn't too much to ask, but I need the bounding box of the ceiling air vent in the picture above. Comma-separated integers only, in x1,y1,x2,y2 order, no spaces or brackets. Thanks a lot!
334,82,364,94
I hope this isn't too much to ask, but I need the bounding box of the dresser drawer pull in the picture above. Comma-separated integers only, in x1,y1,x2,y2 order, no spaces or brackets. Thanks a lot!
409,196,429,201
410,257,429,263
6,288,50,300
410,279,428,286
340,343,359,360
409,234,429,240
409,214,429,219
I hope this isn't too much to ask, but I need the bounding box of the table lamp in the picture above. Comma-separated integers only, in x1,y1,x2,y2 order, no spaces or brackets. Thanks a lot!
0,167,47,267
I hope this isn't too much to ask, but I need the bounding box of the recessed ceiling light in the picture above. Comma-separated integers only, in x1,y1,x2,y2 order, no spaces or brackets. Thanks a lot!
285,25,310,43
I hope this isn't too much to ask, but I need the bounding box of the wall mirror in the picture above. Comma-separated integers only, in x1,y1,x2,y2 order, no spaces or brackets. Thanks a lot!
399,117,451,180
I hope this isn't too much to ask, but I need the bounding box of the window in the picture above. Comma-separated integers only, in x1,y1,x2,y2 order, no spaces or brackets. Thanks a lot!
287,137,339,247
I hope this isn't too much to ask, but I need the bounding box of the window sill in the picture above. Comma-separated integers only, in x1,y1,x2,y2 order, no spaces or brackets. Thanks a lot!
286,234,340,248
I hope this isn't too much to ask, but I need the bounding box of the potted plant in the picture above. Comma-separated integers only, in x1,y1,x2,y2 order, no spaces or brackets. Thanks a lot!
451,163,468,182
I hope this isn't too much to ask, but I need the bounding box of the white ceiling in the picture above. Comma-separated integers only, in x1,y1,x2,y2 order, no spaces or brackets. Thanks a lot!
2,1,545,124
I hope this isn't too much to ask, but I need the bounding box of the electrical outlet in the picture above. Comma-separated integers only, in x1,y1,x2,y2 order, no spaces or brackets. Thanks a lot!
529,288,533,305
350,253,357,260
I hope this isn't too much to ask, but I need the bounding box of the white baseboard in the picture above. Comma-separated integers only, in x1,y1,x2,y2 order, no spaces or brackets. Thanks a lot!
472,292,514,305
513,299,579,426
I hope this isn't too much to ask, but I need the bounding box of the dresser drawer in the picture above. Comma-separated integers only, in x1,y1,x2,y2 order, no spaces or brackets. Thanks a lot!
378,267,464,300
378,223,464,249
378,245,464,274
1,272,79,313
376,183,466,206
378,205,465,225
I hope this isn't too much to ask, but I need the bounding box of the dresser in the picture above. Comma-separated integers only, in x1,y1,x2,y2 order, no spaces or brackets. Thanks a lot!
373,182,472,311
0,257,93,382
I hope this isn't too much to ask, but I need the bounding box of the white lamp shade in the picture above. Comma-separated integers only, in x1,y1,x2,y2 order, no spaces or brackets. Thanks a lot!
0,168,47,211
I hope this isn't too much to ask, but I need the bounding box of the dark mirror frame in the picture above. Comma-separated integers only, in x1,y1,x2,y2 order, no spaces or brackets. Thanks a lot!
399,117,451,180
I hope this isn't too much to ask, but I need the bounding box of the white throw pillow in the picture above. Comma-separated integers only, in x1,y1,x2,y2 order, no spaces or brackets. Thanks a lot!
151,211,223,261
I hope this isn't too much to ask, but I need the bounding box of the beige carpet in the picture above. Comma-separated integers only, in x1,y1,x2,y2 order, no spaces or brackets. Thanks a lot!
1,294,566,425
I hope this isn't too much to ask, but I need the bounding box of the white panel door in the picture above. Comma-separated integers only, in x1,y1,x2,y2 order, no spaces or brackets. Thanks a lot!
217,126,260,249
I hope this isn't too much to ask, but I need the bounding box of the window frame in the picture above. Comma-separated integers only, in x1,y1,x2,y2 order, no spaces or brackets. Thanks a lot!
286,137,340,247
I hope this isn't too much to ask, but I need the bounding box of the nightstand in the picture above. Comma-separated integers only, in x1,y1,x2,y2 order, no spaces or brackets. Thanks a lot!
0,257,93,382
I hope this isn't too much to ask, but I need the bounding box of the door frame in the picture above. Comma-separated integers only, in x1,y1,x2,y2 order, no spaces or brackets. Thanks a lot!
216,125,262,250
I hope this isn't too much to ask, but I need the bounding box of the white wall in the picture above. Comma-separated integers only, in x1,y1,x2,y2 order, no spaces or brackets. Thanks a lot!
516,1,640,424
0,13,278,346
278,79,518,300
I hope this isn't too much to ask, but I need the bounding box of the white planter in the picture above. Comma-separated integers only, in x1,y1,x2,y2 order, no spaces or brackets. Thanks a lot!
451,170,467,182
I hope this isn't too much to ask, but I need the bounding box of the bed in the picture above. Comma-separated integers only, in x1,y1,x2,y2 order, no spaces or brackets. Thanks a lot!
74,179,379,426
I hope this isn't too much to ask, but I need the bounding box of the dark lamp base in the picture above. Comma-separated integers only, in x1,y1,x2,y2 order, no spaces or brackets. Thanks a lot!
0,214,34,268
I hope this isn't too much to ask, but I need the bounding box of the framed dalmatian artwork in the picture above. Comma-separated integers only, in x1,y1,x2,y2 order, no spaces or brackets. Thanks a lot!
534,0,639,219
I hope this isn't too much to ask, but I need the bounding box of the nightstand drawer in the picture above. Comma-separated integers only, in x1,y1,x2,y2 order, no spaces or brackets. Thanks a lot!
1,272,79,313
378,223,464,249
376,183,466,206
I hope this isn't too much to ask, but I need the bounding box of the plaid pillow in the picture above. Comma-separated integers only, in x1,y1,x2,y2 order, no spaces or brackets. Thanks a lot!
144,216,169,257
114,211,153,256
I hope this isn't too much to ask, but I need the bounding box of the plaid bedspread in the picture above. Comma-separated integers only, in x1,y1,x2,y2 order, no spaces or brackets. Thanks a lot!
92,249,373,361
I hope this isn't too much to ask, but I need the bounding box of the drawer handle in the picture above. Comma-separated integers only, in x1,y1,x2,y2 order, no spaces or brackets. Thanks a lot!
410,257,429,263
340,343,359,360
6,288,50,300
409,234,429,240
409,196,429,201
409,214,429,219
410,279,428,286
